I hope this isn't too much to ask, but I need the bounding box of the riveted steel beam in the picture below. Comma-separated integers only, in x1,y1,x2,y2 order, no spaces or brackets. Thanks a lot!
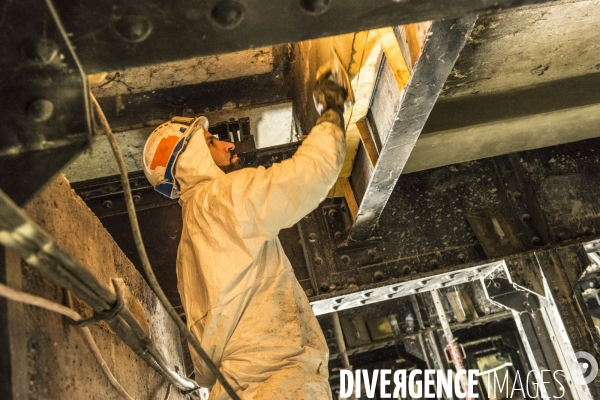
52,0,560,73
0,0,91,206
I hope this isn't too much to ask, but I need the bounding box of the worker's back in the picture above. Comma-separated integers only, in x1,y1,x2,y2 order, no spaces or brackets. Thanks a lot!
175,113,345,399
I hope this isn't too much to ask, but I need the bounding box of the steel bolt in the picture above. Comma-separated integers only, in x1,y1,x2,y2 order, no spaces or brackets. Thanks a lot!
27,99,54,122
114,15,153,43
211,0,245,29
102,200,113,209
300,0,331,15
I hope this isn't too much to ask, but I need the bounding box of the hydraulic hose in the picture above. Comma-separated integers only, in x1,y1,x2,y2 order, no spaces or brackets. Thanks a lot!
0,282,134,400
0,189,198,392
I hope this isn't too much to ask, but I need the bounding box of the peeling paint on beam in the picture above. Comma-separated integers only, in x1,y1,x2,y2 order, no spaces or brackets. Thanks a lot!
349,16,477,243
91,48,274,98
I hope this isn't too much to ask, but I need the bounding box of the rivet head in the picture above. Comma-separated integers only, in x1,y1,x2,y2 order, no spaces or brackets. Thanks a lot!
373,271,385,282
113,15,153,43
314,257,323,266
211,0,245,29
531,236,542,246
513,191,522,200
308,233,317,242
521,213,531,221
367,249,377,258
132,194,141,203
27,99,54,122
102,200,113,209
340,255,350,264
300,0,331,15
457,253,466,263
328,209,337,218
402,265,411,275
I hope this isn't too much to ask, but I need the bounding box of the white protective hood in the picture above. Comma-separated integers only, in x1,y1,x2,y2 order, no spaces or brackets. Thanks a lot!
175,113,345,399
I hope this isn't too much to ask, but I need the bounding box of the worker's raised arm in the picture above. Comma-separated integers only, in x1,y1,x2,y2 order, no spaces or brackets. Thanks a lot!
208,111,346,239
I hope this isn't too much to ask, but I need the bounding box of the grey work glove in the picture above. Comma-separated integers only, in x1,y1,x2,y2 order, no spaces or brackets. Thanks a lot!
313,72,348,131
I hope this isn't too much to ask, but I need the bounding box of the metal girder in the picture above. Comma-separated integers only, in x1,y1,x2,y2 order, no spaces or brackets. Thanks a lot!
348,16,477,242
52,0,558,73
0,0,91,206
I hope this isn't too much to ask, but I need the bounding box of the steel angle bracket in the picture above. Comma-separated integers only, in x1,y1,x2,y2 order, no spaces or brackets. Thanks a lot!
0,0,91,206
310,260,504,316
481,261,543,312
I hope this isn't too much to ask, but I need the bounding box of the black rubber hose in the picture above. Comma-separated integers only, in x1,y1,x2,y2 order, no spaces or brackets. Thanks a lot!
0,190,197,392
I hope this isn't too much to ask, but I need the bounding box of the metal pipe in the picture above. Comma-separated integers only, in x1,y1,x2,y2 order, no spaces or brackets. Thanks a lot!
332,312,351,369
431,289,474,400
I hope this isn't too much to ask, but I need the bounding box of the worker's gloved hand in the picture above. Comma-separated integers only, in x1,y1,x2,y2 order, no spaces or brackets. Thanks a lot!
313,71,348,131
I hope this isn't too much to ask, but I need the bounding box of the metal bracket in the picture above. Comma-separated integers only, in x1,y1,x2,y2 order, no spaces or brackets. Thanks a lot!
0,0,91,205
483,276,541,312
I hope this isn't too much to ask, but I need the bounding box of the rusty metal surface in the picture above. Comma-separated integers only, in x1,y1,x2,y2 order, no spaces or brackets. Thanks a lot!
52,0,559,73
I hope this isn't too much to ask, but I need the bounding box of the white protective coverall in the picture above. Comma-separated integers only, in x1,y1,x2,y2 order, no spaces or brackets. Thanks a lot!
174,111,346,399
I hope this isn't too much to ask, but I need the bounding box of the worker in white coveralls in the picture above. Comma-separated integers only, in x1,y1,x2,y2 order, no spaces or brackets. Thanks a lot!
142,63,349,399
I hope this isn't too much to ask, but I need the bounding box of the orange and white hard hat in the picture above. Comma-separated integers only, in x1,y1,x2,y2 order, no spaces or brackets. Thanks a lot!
143,116,209,199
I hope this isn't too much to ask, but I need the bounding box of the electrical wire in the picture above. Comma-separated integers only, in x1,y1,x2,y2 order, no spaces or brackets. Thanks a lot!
0,282,134,400
90,93,240,400
0,189,197,392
